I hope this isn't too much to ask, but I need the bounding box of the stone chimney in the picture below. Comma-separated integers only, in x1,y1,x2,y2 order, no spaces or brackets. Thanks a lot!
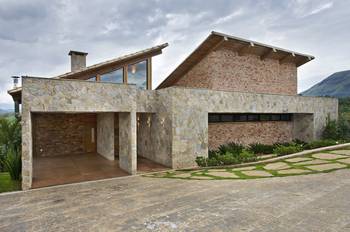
68,50,88,72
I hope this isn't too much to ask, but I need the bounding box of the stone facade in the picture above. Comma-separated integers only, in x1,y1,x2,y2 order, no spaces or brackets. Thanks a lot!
21,77,338,189
208,121,293,149
174,46,297,95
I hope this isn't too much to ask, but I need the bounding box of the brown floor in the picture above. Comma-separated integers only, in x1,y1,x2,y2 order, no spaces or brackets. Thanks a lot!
33,153,168,188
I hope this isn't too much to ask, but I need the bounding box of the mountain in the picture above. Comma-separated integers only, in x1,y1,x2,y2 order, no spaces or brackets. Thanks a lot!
0,108,13,116
301,70,350,98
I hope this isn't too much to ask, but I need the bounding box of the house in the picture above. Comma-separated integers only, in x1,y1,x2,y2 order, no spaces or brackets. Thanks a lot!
8,31,338,190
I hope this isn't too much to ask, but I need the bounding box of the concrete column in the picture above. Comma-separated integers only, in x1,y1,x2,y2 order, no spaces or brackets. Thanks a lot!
97,113,115,160
119,111,137,174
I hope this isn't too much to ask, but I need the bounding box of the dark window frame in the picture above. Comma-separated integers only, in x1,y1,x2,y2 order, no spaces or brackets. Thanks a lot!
208,113,292,123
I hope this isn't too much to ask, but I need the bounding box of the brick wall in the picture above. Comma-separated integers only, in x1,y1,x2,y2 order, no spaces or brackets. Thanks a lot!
208,121,293,149
33,113,96,157
174,46,297,95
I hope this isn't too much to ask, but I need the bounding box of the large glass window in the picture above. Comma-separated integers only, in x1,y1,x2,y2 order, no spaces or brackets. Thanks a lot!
127,60,147,89
100,68,123,83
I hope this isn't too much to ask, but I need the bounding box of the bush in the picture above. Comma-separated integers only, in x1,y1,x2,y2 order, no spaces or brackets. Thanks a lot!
248,143,274,154
218,142,244,155
304,139,338,150
1,147,21,180
338,116,350,140
273,144,303,156
196,143,257,167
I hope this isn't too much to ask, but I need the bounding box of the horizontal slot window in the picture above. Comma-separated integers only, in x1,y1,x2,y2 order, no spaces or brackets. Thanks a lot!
208,113,292,123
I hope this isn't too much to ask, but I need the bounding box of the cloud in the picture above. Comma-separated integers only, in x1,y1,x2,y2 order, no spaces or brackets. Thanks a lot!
212,8,244,25
0,0,349,110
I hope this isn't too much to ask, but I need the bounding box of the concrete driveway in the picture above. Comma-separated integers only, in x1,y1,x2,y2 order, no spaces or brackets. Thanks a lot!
1,170,350,232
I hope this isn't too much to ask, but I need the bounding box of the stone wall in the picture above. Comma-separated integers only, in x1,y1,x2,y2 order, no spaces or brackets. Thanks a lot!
114,113,119,157
21,77,338,189
32,113,96,157
174,46,297,95
119,112,137,174
167,87,338,168
208,121,293,149
97,113,114,160
137,113,154,159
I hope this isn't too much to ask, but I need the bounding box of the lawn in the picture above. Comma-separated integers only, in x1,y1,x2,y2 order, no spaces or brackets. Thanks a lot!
144,147,350,180
0,172,21,193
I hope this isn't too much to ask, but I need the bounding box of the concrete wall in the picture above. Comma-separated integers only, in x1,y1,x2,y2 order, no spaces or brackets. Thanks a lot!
97,113,114,160
174,46,297,95
208,121,293,149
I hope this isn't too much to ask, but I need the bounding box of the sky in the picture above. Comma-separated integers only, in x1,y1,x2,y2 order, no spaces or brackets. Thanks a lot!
0,0,349,109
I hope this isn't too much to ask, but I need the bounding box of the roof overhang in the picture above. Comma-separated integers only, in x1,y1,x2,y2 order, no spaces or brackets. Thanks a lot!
7,87,22,104
156,31,314,89
56,43,168,80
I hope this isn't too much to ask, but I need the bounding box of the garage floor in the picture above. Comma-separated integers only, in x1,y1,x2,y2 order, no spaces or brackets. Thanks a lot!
33,153,168,188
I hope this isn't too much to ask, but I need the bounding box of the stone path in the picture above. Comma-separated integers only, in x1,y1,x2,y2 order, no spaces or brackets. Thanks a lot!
2,169,350,231
146,147,350,180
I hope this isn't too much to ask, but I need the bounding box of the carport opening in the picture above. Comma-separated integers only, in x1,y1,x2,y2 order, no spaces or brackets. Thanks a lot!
136,113,168,173
32,112,128,188
32,112,167,188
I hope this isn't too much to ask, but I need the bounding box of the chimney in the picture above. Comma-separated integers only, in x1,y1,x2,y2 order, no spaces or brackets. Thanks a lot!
68,50,88,72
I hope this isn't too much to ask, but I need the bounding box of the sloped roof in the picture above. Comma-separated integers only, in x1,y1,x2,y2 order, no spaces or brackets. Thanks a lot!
56,43,168,80
8,43,168,100
156,31,314,89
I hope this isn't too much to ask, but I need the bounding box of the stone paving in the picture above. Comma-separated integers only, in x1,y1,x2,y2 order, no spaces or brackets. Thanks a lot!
1,169,350,231
146,148,350,180
312,153,348,160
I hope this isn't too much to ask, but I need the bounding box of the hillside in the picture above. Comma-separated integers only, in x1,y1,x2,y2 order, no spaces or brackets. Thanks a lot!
301,70,350,98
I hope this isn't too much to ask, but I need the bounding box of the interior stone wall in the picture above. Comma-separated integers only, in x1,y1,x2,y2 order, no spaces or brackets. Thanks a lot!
97,113,114,160
32,113,96,157
137,113,154,159
114,113,119,158
208,121,293,149
174,46,297,95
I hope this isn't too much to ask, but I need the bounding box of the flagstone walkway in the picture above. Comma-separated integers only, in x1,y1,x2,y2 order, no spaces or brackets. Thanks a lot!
145,147,350,180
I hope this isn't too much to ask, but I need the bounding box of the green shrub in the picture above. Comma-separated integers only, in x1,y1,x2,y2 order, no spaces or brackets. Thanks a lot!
338,116,350,140
304,139,338,150
273,144,303,156
248,143,274,154
1,147,21,180
218,142,244,155
196,147,257,167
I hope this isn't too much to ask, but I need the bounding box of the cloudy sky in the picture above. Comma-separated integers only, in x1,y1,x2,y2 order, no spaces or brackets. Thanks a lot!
0,0,349,109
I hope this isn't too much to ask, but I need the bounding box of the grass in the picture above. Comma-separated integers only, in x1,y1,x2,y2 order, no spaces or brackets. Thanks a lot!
0,172,21,193
144,147,350,180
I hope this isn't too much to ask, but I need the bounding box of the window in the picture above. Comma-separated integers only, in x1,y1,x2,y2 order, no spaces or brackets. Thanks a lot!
100,68,123,83
208,113,292,123
87,76,96,81
127,60,147,89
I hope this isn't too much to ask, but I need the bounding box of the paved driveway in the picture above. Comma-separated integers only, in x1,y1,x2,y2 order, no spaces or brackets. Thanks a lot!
1,170,350,232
